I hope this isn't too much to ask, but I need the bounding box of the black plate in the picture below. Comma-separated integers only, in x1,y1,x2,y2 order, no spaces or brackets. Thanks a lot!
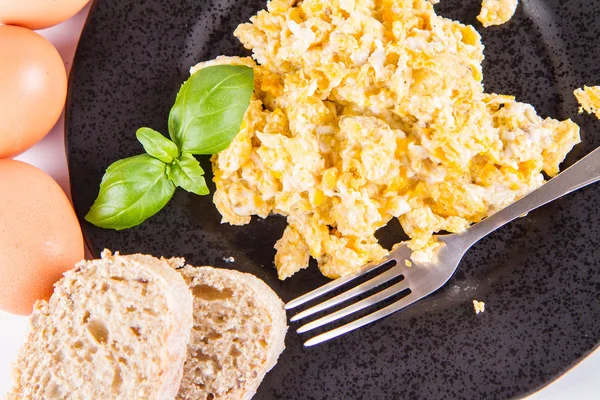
66,1,600,399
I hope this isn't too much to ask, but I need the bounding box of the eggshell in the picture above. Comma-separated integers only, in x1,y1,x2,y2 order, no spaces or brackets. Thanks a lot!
0,0,91,30
0,160,85,315
0,25,67,159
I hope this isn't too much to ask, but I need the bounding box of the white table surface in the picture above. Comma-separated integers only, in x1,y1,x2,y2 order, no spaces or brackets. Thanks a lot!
1,4,598,399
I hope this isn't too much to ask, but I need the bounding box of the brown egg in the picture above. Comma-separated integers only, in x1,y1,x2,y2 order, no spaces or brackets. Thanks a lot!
0,25,67,159
0,160,85,315
0,0,91,30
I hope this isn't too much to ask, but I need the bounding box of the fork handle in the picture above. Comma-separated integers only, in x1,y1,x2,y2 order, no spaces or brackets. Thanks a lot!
463,146,600,245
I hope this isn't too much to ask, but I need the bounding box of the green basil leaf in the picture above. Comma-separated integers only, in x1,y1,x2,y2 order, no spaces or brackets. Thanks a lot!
85,154,176,230
167,152,209,196
168,65,254,155
136,127,179,163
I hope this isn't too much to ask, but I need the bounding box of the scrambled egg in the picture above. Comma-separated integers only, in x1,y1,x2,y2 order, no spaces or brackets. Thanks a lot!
473,300,485,314
201,0,580,280
574,86,600,119
477,0,519,27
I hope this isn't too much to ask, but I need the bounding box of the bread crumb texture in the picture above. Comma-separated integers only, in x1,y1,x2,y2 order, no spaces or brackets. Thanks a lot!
7,250,193,400
473,299,486,314
177,266,287,400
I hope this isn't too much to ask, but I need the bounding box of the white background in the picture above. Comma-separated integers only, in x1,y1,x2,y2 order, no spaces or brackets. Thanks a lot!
1,4,598,399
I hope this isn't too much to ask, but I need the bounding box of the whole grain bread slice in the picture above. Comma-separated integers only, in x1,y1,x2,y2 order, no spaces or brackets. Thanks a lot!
176,266,287,400
7,250,194,400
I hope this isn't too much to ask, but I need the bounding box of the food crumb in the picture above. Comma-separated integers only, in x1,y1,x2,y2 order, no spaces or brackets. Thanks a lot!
223,256,235,263
404,259,413,267
473,300,486,314
574,86,600,119
477,0,519,27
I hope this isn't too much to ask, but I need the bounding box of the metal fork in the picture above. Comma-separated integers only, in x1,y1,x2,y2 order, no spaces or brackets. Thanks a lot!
286,146,600,346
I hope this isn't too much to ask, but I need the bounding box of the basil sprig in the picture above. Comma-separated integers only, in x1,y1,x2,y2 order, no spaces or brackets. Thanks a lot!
85,65,254,230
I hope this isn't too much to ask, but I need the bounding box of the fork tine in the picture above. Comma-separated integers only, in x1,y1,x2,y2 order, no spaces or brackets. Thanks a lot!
284,254,395,310
290,263,403,322
296,279,410,334
303,289,420,347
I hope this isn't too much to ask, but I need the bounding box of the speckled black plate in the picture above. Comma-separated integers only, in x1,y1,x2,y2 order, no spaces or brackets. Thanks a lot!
66,0,600,399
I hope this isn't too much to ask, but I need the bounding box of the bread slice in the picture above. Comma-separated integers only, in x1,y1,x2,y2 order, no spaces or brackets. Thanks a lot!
7,250,194,400
176,266,287,400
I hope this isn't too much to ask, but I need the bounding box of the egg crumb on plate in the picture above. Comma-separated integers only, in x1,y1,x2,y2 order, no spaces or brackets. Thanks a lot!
477,0,519,27
473,300,486,314
201,0,580,280
574,86,600,119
